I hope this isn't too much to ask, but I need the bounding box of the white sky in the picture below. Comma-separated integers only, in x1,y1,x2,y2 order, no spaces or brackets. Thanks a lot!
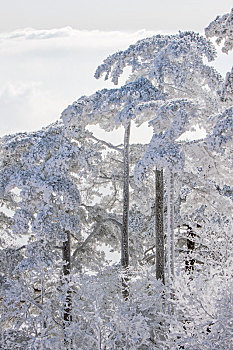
0,0,232,138
1,0,232,32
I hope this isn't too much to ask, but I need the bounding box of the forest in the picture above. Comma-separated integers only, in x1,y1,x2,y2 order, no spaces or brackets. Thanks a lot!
0,8,232,350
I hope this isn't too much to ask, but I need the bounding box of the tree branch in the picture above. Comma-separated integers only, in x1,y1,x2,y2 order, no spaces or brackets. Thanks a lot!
89,134,123,152
15,245,26,251
72,218,122,262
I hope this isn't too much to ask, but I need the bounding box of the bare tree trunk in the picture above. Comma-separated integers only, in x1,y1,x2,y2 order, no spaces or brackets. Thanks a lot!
167,169,175,315
152,169,166,345
121,121,131,300
155,169,165,284
63,231,72,349
121,121,131,268
167,169,175,278
170,171,175,278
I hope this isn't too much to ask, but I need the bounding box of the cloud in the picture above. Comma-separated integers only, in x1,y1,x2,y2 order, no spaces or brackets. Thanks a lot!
0,81,41,100
0,27,75,41
0,81,60,136
0,27,161,50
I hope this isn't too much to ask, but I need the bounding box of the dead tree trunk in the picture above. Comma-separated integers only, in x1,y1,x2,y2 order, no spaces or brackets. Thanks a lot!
155,169,165,284
62,231,72,348
167,169,175,279
121,121,131,299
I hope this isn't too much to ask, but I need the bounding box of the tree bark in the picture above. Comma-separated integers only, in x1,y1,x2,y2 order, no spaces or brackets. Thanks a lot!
155,169,165,284
167,169,175,278
62,231,72,348
167,169,175,315
121,121,130,268
121,121,131,300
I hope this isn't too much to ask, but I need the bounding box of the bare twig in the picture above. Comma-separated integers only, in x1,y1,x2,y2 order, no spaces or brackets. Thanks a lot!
89,134,123,152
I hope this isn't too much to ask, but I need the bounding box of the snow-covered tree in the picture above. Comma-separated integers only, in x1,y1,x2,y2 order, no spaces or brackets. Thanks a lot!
0,122,102,348
94,31,223,287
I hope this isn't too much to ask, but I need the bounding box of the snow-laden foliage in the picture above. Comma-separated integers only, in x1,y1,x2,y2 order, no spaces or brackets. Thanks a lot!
205,8,233,103
95,31,222,96
135,99,199,182
95,30,224,140
62,77,167,132
1,123,82,243
65,266,167,350
205,8,233,53
219,66,233,102
207,106,233,152
166,257,233,350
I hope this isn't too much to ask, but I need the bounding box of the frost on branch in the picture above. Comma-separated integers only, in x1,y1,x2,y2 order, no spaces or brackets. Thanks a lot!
218,66,233,102
136,136,184,181
95,32,222,94
134,99,197,182
207,106,233,152
205,9,233,102
0,122,101,246
61,77,167,131
205,8,233,54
